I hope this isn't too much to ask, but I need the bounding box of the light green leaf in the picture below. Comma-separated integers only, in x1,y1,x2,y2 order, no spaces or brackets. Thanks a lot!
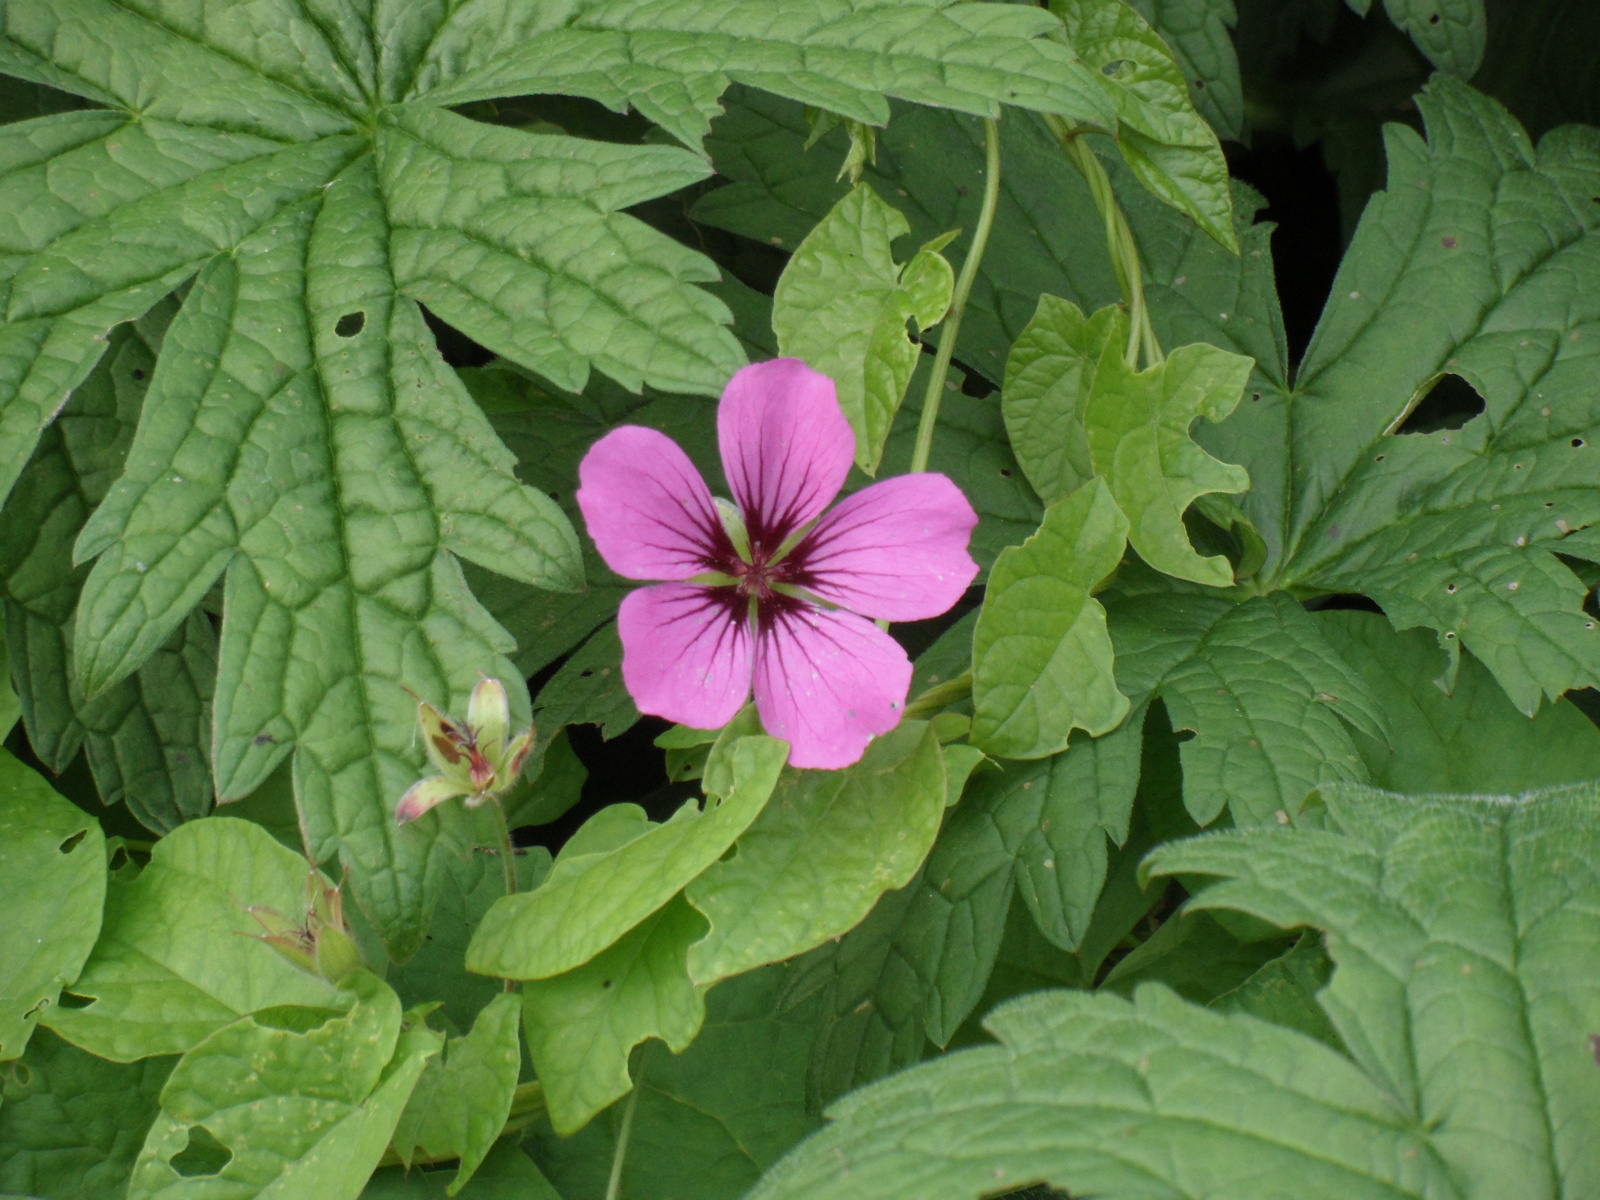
531,964,823,1200
43,817,342,1062
1124,0,1244,140
521,895,708,1136
1109,589,1387,826
773,184,954,473
361,1144,559,1200
418,0,1117,150
531,623,640,741
1315,610,1600,794
1364,0,1486,76
1051,0,1237,249
393,993,521,1195
687,721,947,986
467,733,787,980
0,749,104,1061
1275,79,1600,713
127,972,439,1200
971,478,1130,759
0,1027,173,1200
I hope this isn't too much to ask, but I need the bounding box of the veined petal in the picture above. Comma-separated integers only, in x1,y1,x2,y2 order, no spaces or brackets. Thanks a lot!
752,606,913,770
719,359,854,546
396,775,472,825
577,426,726,580
618,583,755,729
795,473,980,622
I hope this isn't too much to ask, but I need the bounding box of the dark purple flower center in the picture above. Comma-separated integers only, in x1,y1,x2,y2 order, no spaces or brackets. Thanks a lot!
701,510,816,631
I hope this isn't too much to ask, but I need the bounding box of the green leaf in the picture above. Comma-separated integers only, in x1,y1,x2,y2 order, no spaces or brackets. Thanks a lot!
0,315,216,833
531,964,823,1200
0,749,105,1061
521,895,708,1136
1272,79,1600,712
1211,931,1340,1049
499,729,587,832
467,734,788,980
127,972,439,1200
531,623,640,741
1109,589,1387,826
0,634,18,741
971,478,1130,759
773,184,954,473
686,721,947,987
1369,0,1485,76
1315,610,1600,793
393,993,521,1195
389,851,551,1038
43,817,342,1062
1124,0,1244,140
419,0,1117,150
0,1027,173,1200
1051,0,1237,250
754,783,1600,1200
1099,908,1290,1002
362,1144,559,1200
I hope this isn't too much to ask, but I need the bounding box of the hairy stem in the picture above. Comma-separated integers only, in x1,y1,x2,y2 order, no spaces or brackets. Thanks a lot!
909,115,1002,475
1045,116,1163,369
902,672,973,719
488,797,518,991
605,1066,646,1200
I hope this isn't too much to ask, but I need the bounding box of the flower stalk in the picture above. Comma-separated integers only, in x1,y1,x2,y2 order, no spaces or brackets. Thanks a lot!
910,115,1003,476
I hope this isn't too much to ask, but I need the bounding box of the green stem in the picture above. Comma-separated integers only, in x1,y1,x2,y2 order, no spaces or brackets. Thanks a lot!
902,672,973,719
605,1066,645,1200
1045,116,1163,369
909,114,1002,476
488,798,518,991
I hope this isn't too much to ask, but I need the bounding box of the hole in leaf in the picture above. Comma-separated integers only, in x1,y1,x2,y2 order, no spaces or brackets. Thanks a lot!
131,368,145,381
252,1005,344,1033
999,468,1012,478
1100,58,1133,77
55,991,93,1009
1575,438,1588,449
602,979,613,989
1429,11,1441,22
108,846,130,871
10,1062,31,1087
170,1126,232,1178
1392,373,1485,435
334,311,366,338
579,668,594,679
58,829,87,854
1193,78,1206,89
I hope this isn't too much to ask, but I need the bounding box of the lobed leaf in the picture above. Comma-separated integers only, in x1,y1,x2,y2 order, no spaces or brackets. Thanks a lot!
43,817,342,1062
0,749,105,1061
686,721,947,986
1124,0,1244,140
970,478,1129,759
466,733,788,980
361,1144,559,1199
773,184,954,473
520,895,708,1135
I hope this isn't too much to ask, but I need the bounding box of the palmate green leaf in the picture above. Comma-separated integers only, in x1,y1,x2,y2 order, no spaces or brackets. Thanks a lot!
752,782,1600,1200
1001,297,1252,585
1258,79,1600,713
43,817,342,1062
1108,587,1388,826
0,749,105,1061
467,733,788,981
0,1027,173,1200
1346,0,1485,76
0,314,216,832
971,478,1129,759
1124,0,1244,140
521,895,708,1136
1315,610,1600,794
686,720,947,987
128,971,439,1200
1051,0,1236,251
418,0,1117,151
773,184,954,474
532,964,823,1200
393,992,521,1195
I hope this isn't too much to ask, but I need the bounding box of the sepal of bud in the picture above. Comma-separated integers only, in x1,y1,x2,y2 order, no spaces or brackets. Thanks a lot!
246,870,366,984
468,677,511,761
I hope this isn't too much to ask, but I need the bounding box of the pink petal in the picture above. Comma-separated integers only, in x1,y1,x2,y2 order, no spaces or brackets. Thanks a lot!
618,583,754,729
577,426,725,581
752,605,913,770
718,359,854,544
793,473,980,622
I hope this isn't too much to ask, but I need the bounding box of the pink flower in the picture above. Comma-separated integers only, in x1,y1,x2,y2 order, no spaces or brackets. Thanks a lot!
576,359,979,769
